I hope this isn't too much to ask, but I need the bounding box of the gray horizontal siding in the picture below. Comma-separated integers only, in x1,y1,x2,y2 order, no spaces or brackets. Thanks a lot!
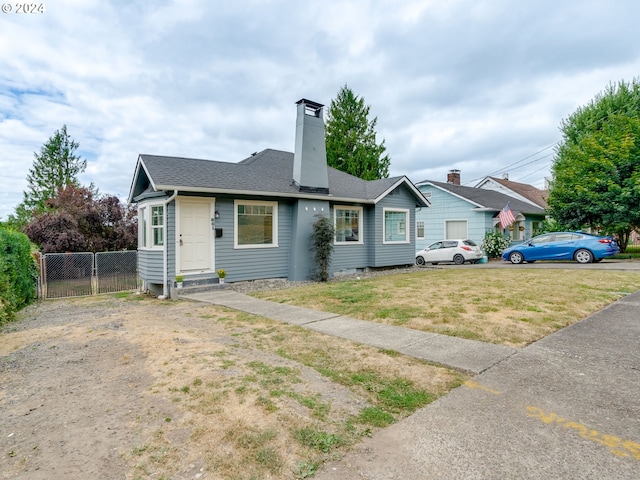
214,197,292,282
371,186,417,267
138,249,164,282
331,203,370,275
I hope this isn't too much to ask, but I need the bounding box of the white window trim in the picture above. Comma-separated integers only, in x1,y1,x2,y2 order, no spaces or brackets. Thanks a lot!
138,201,165,251
416,220,425,240
444,219,468,240
334,205,364,245
234,199,279,249
383,208,410,244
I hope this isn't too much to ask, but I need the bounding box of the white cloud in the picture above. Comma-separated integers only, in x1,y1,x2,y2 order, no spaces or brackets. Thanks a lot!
1,0,640,220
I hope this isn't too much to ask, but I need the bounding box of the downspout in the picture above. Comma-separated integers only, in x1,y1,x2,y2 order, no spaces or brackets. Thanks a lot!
160,190,178,299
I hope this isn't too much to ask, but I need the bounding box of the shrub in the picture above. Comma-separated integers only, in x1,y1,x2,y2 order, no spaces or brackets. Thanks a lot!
481,231,511,258
310,214,335,281
0,228,38,324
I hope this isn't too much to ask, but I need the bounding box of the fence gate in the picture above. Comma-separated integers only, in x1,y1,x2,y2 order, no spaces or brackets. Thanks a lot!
40,251,137,299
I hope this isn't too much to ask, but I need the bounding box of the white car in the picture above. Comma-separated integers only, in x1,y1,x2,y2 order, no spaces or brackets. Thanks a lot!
416,239,483,265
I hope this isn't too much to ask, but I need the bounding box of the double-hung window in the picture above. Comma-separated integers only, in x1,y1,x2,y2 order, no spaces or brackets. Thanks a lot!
235,200,278,248
383,208,409,243
151,206,164,247
138,204,164,249
416,220,425,239
334,206,363,244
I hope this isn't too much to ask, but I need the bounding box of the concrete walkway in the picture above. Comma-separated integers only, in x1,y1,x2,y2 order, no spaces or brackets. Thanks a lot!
180,290,517,374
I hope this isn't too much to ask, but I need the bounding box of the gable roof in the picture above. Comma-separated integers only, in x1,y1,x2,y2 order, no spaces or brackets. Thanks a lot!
416,180,545,215
475,176,548,208
128,149,429,207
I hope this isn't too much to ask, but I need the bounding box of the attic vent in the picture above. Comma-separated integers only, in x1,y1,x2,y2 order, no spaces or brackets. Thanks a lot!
423,191,432,198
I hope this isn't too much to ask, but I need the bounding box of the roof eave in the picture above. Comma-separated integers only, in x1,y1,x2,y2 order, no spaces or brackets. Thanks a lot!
152,185,381,204
373,177,431,207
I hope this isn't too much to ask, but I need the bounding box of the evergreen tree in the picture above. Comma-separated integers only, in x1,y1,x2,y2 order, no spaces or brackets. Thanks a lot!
325,85,390,180
22,125,86,213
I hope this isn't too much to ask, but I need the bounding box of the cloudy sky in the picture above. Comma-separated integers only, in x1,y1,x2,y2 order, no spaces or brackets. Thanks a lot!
1,0,639,220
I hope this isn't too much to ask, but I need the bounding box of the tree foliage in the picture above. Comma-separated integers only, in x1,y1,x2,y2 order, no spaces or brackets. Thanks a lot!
548,79,640,251
24,185,137,253
21,124,87,215
0,227,37,324
325,85,391,180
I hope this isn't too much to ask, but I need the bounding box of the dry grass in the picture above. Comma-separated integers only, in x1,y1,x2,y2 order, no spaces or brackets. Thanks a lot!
113,300,465,479
8,268,639,479
253,269,640,347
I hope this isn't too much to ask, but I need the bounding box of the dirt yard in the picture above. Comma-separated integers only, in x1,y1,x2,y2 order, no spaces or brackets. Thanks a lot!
1,293,462,479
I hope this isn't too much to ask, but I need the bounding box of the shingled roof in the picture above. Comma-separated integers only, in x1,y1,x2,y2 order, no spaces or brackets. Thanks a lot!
484,176,549,208
418,180,545,215
129,149,428,206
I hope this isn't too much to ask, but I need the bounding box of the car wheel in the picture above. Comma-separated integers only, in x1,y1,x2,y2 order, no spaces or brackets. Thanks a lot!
575,249,593,264
416,256,425,266
453,254,465,265
509,252,524,264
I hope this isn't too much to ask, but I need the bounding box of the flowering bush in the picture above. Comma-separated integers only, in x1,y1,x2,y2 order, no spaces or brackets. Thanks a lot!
481,231,511,258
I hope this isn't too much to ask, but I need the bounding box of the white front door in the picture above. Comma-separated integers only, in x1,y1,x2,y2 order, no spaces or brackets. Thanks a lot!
179,199,213,272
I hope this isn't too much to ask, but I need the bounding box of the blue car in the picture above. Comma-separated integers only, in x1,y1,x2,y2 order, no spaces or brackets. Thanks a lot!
501,232,620,264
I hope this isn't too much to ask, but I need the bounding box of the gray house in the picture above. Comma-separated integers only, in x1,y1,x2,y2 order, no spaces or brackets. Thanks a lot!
128,99,429,297
415,171,546,251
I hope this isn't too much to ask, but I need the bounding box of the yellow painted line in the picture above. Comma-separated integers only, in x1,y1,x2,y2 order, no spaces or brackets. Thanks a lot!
526,406,640,460
464,380,501,395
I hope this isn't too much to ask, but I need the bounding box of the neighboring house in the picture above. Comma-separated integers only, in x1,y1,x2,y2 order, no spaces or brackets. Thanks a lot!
474,175,548,209
128,99,429,298
414,172,545,251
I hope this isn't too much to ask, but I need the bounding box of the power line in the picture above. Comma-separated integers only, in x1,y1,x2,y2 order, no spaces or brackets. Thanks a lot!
463,143,557,185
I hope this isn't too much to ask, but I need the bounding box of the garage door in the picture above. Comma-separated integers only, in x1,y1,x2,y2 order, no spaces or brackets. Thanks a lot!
445,220,467,239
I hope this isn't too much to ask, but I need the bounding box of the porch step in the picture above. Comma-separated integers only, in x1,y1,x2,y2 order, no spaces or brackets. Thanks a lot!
176,283,226,297
174,277,226,298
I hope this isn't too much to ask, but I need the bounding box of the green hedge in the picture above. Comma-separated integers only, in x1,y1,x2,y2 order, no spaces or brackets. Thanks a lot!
0,228,38,325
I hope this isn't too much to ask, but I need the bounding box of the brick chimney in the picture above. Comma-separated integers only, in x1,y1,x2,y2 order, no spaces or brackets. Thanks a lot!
292,99,329,194
447,169,461,185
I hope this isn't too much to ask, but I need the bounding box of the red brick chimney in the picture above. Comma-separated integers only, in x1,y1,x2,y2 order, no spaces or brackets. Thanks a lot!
447,169,461,185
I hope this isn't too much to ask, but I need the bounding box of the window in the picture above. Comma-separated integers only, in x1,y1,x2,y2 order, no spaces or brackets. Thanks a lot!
138,204,164,249
235,200,278,248
383,208,409,243
139,206,147,247
151,206,164,247
334,206,363,244
416,220,425,239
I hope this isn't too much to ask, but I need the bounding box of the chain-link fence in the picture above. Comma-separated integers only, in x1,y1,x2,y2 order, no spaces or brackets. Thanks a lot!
40,251,137,299
96,251,138,294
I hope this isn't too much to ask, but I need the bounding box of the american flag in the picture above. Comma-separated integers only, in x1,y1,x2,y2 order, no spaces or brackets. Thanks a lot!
498,203,516,229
